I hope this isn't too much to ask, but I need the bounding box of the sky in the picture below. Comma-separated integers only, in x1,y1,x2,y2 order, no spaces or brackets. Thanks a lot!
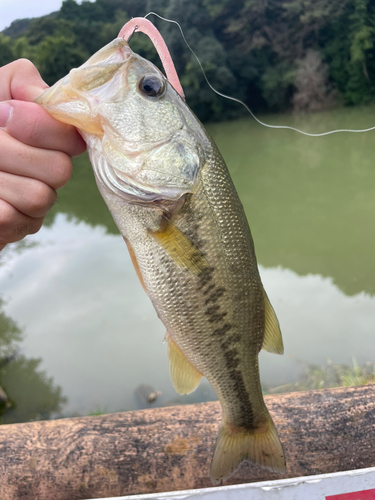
0,0,94,32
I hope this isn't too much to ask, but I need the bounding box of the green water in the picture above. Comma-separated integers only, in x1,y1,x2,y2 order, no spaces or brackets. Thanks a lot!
1,106,375,423
208,108,375,297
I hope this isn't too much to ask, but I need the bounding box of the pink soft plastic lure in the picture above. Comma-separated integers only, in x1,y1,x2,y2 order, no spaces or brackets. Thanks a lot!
118,17,185,100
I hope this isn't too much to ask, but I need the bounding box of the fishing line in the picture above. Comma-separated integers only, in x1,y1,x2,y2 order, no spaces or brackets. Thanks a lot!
144,11,375,137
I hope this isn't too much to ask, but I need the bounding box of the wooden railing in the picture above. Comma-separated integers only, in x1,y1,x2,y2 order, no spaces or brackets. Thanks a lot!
0,385,374,500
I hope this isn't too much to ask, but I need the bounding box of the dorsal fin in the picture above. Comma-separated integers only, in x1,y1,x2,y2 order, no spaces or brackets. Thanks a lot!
166,335,203,394
261,288,284,355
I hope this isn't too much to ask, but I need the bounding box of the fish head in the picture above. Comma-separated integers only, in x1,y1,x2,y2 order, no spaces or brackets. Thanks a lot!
36,38,209,204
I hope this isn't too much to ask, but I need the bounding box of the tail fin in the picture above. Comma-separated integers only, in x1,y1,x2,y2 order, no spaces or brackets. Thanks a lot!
210,413,286,485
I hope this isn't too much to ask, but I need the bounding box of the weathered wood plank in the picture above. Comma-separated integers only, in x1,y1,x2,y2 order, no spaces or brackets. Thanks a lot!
0,385,375,500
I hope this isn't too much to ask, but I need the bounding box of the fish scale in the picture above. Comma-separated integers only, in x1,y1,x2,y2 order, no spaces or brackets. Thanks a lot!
36,37,286,485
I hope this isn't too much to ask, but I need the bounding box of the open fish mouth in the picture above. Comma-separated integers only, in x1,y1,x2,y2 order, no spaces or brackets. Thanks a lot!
36,37,204,203
36,39,134,135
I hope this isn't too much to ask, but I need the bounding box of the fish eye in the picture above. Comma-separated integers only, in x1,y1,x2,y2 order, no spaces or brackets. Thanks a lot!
138,74,165,97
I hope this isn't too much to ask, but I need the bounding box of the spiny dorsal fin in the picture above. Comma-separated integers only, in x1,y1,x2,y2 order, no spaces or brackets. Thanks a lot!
261,288,284,355
150,217,207,274
167,335,203,395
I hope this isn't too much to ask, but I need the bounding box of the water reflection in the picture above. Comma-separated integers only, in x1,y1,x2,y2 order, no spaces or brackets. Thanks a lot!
207,108,375,297
1,107,374,422
1,214,374,421
0,295,66,423
1,215,169,417
259,265,375,386
43,107,375,298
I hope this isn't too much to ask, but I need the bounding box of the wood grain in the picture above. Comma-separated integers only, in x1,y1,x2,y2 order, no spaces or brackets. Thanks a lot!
1,385,375,499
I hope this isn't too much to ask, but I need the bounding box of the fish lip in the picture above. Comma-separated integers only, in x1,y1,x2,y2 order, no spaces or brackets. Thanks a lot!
35,81,66,106
35,78,85,108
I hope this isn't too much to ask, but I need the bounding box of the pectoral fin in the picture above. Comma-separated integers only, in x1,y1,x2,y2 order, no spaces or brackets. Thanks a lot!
261,289,284,355
167,335,203,394
150,217,207,274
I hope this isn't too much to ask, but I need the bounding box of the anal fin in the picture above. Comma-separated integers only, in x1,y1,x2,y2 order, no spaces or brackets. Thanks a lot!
261,288,284,355
167,335,202,394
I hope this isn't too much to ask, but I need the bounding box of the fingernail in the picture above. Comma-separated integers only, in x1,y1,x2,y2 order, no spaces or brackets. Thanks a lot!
0,102,13,128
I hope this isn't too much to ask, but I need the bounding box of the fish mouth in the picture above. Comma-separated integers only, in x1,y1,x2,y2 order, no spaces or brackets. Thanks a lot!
36,36,202,205
36,38,133,135
35,77,72,106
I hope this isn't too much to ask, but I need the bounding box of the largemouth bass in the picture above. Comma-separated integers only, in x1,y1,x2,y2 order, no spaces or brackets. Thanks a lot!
36,38,286,483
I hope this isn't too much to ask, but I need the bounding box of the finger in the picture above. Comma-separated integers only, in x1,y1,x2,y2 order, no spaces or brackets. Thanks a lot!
0,100,86,157
0,171,57,218
0,59,48,102
0,131,73,190
0,199,44,249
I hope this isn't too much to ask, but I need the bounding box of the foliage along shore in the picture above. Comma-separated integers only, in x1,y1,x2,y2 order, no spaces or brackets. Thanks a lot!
1,0,375,123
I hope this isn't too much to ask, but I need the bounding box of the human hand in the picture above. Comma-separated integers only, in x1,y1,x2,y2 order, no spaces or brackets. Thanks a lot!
0,59,86,251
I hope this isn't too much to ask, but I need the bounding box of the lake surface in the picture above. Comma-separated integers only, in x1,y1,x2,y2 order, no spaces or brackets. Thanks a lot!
1,106,375,423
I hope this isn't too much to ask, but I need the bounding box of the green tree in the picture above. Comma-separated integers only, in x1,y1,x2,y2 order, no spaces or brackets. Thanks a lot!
2,18,32,39
180,35,237,121
1,357,67,424
58,0,82,22
344,0,375,104
100,11,130,47
349,0,374,78
262,61,296,110
11,37,32,60
32,35,89,85
26,17,72,46
0,34,14,66
3,0,375,116
323,0,375,105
